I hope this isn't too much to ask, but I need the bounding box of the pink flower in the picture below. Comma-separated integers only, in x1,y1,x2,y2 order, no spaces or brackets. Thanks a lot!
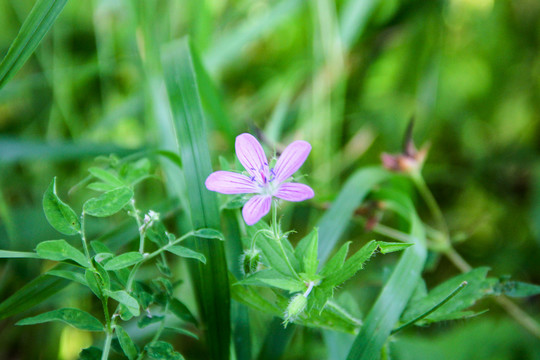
205,133,314,225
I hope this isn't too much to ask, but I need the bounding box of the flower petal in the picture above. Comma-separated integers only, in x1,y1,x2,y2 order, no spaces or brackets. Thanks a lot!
242,195,272,226
205,171,258,194
273,140,311,183
275,183,314,202
235,133,268,182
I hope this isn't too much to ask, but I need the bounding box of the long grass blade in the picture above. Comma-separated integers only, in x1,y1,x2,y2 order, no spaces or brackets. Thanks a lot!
162,38,230,360
0,0,68,89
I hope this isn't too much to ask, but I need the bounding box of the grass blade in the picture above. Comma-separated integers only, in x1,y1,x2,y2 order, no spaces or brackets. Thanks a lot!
346,196,427,360
0,0,68,89
0,274,70,320
162,38,230,360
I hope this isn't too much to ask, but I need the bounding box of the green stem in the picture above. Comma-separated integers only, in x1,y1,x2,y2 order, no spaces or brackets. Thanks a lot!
135,303,169,360
101,329,113,360
128,200,146,254
80,212,91,260
391,281,468,335
145,231,195,261
411,173,449,242
271,202,301,280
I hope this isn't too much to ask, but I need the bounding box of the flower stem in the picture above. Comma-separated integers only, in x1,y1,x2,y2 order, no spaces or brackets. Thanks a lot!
128,200,146,254
79,212,91,260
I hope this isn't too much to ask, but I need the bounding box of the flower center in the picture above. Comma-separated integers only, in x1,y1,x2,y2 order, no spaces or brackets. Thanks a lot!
250,163,278,196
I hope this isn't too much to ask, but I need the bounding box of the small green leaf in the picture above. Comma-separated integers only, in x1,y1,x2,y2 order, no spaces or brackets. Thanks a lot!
87,182,119,192
377,241,414,254
103,252,143,271
319,242,350,277
0,250,41,259
43,178,80,235
116,325,138,360
47,269,87,286
94,261,110,290
147,222,169,247
106,290,140,317
257,234,300,278
88,167,124,187
169,298,198,325
496,280,540,298
302,229,319,277
138,315,164,328
16,308,103,331
193,228,225,241
90,240,113,254
79,346,102,360
238,269,305,293
145,341,184,360
166,246,206,264
164,326,199,340
323,240,378,289
85,270,102,299
83,187,134,217
36,240,91,268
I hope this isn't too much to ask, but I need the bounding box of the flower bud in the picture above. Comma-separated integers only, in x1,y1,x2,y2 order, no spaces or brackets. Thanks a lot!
283,293,307,326
240,249,261,276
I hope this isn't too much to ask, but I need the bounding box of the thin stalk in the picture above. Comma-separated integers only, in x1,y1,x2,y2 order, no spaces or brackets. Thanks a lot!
271,203,301,280
391,281,468,335
101,329,113,360
79,212,91,260
411,172,448,241
128,200,146,253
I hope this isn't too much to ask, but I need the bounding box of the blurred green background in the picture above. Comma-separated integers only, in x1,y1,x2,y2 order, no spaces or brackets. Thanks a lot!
1,0,540,359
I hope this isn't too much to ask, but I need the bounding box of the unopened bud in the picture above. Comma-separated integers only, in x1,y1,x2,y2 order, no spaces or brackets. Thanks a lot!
283,293,307,326
240,249,261,276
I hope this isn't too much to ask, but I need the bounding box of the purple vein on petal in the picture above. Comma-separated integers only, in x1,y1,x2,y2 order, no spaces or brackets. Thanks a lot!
275,183,314,202
235,133,268,182
273,140,311,183
205,171,259,194
242,195,272,226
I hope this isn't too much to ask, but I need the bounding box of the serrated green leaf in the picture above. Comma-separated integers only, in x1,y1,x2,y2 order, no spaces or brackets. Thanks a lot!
16,308,103,331
323,240,378,289
166,245,206,264
238,269,304,293
377,241,414,254
0,0,68,89
116,325,138,360
192,228,225,241
168,298,198,325
0,250,41,259
164,326,199,340
88,167,124,186
106,290,140,317
145,341,184,360
320,242,350,277
302,229,319,277
257,234,300,278
83,187,134,217
103,252,143,271
402,267,495,324
47,269,87,286
43,178,81,235
36,240,91,268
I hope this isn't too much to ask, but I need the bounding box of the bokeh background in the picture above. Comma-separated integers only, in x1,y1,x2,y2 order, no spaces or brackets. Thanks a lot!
1,0,540,359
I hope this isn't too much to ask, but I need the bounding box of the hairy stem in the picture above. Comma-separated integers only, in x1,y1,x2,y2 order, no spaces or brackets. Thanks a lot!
272,203,301,280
